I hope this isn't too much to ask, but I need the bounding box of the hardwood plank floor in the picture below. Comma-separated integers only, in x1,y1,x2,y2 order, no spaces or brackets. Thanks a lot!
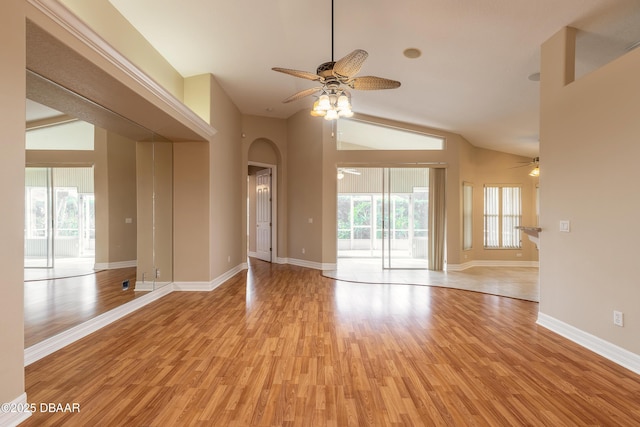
24,267,143,347
23,261,640,426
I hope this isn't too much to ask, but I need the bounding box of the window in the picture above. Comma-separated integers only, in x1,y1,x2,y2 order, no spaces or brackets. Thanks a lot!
463,183,473,250
336,119,445,150
484,185,521,249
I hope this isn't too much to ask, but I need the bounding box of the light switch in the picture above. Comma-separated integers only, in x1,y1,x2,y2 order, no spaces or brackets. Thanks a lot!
559,220,570,232
125,218,133,224
308,218,313,224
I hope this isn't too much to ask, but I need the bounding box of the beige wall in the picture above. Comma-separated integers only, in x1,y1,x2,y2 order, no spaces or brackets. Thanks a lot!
540,27,640,354
207,75,244,277
60,0,184,100
287,110,324,262
94,128,137,265
173,142,211,282
0,0,25,405
26,149,94,166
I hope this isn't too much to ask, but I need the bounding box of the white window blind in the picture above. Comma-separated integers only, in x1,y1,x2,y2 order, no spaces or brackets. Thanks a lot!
484,185,521,249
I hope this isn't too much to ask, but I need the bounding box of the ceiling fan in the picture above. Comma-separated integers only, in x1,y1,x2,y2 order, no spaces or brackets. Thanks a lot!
272,0,401,120
337,168,361,179
511,157,540,176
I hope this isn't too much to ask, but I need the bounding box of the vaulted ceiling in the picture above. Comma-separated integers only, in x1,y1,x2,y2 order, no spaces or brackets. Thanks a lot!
107,0,640,157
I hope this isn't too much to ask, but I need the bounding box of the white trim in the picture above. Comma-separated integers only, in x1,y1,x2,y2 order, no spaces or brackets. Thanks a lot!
134,281,171,291
274,257,289,264
248,251,259,258
173,263,248,291
24,284,173,366
94,260,137,270
446,260,539,271
537,313,640,375
0,393,32,426
287,258,337,271
27,0,216,140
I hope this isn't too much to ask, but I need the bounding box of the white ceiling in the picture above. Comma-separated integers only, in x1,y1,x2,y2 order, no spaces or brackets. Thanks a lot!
107,0,640,157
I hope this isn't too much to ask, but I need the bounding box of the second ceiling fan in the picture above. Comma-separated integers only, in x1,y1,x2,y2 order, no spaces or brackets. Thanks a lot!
272,0,401,119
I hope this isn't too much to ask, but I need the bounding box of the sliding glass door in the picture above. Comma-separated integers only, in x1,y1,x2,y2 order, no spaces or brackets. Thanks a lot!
24,167,95,269
337,167,430,269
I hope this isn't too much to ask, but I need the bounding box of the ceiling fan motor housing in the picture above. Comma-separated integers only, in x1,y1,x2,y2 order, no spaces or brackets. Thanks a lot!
317,61,336,78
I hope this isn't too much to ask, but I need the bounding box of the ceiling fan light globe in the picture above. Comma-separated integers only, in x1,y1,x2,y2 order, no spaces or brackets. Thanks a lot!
338,109,354,117
337,94,350,108
318,94,331,110
324,109,339,120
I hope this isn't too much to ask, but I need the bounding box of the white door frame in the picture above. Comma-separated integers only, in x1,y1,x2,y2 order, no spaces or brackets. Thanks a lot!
249,161,278,263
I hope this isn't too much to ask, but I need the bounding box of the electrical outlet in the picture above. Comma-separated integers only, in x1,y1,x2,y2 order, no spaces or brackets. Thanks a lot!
516,253,523,257
302,248,306,254
613,310,624,327
155,269,160,279
227,255,231,263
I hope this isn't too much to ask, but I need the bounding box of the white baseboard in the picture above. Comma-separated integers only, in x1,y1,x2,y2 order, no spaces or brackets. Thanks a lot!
287,258,337,271
94,260,137,270
134,281,172,291
0,393,32,426
537,312,640,375
173,263,248,291
274,257,288,264
24,284,173,366
447,260,539,271
248,251,258,258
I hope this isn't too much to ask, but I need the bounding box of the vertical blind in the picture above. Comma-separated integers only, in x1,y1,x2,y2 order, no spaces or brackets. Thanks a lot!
484,185,521,249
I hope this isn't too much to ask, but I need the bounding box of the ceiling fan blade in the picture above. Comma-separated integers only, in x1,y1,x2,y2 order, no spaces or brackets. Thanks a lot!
282,87,322,103
350,76,401,90
342,169,361,175
333,49,368,78
272,67,321,81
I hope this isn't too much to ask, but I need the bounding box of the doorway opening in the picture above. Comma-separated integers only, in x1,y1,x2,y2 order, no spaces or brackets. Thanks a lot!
247,163,277,263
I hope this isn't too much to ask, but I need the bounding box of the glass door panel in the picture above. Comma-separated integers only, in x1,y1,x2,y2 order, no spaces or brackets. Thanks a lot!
25,168,53,268
381,168,429,269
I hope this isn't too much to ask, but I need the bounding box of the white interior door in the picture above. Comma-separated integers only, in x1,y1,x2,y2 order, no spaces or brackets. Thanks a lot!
255,168,272,262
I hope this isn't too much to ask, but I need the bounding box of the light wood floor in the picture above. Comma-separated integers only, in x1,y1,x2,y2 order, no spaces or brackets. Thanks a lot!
24,267,142,347
23,260,640,426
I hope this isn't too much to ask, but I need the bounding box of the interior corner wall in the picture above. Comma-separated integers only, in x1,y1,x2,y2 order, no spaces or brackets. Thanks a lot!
539,28,640,355
207,75,244,277
0,0,26,406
